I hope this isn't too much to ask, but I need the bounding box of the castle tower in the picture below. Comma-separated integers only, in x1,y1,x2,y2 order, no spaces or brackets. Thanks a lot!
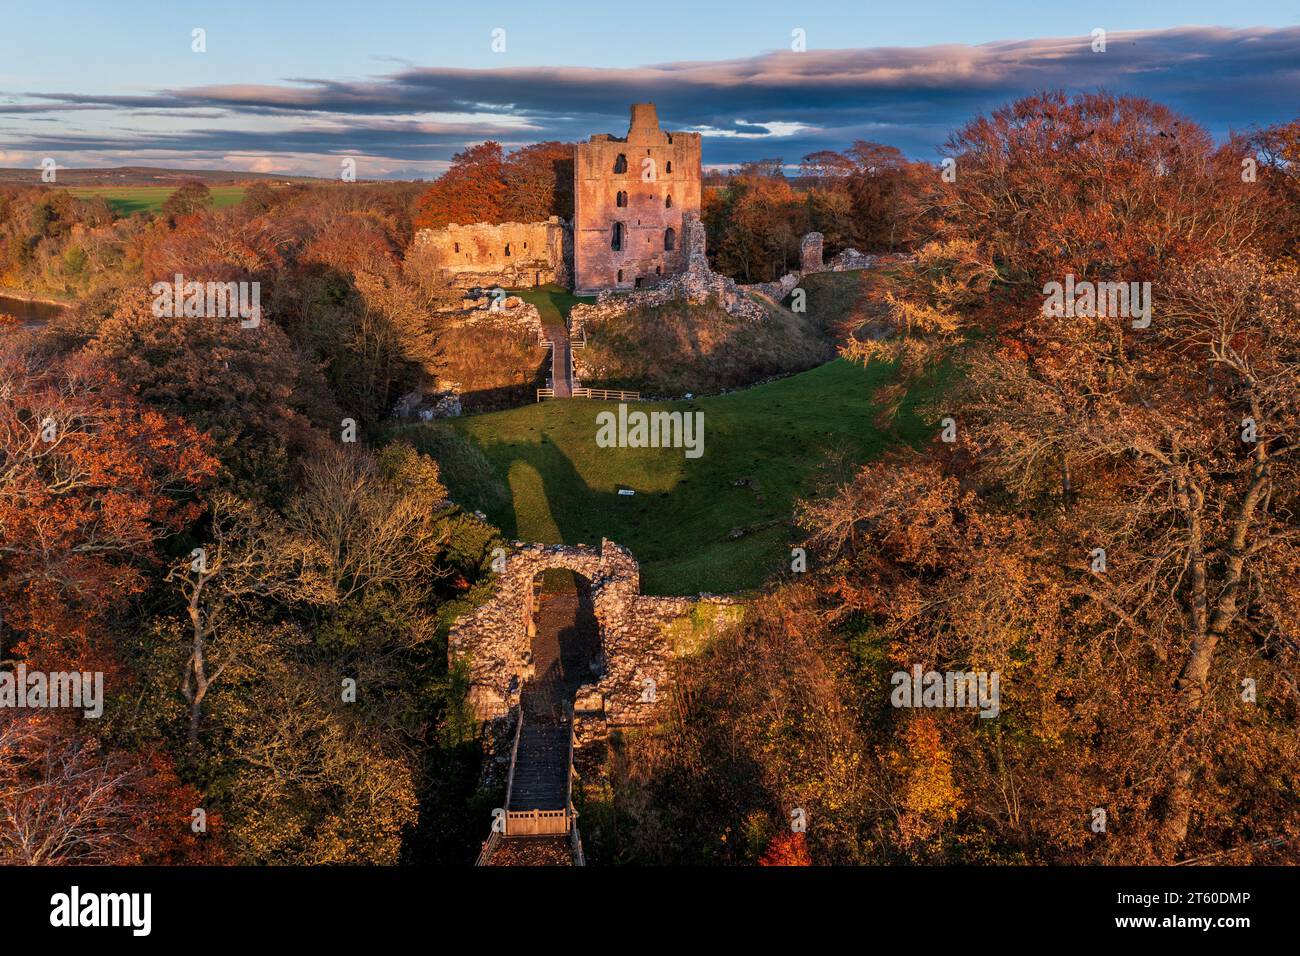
572,103,702,294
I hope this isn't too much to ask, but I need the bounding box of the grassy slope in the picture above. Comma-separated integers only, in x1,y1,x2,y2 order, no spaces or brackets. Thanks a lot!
405,357,946,595
429,285,590,413
67,185,246,215
784,268,894,340
576,295,834,397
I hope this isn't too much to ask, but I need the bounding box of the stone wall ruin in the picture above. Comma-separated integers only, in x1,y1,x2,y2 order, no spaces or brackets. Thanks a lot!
410,217,570,289
448,539,739,740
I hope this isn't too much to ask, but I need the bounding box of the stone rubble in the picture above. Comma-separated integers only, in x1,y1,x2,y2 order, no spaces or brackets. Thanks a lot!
391,381,464,421
569,220,884,326
570,214,766,325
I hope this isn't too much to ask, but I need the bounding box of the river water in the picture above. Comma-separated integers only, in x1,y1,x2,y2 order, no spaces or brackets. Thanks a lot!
0,294,69,329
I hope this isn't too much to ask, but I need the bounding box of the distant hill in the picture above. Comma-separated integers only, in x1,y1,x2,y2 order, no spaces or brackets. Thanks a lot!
0,166,327,186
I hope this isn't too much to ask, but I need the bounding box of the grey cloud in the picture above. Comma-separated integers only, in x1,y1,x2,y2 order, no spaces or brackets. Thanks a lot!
3,26,1298,174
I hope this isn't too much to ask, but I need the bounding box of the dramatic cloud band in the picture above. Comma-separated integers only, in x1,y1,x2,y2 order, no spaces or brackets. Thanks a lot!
2,26,1298,177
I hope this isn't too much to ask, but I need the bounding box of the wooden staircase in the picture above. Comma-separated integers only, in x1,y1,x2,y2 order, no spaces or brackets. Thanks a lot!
475,586,596,865
507,723,570,812
537,324,586,401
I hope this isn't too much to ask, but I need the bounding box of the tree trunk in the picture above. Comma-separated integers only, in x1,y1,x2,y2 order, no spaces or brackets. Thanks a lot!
1160,470,1209,856
1161,456,1269,855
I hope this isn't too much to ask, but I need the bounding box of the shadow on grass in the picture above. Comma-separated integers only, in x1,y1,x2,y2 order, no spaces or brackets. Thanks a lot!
414,357,950,595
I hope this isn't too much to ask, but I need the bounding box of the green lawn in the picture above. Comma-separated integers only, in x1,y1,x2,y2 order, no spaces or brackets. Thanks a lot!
406,358,947,595
510,284,593,328
68,186,247,216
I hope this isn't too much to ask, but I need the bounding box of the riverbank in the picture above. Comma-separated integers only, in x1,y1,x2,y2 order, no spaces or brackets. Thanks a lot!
0,286,76,307
0,289,73,330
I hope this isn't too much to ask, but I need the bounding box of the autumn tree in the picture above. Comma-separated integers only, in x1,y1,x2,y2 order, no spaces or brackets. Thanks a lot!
1245,119,1300,260
210,628,418,864
146,443,459,860
167,443,452,748
161,181,213,223
929,91,1266,286
288,443,451,606
84,286,333,503
819,92,1300,863
706,163,809,282
592,590,875,865
167,492,329,747
241,181,278,216
0,336,217,661
759,831,812,866
0,712,216,865
412,141,507,229
503,141,574,222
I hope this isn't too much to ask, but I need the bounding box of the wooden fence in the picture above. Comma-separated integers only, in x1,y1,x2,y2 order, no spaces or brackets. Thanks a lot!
572,387,640,401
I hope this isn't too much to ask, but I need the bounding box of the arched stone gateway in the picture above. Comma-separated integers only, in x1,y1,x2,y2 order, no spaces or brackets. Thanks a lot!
449,539,737,736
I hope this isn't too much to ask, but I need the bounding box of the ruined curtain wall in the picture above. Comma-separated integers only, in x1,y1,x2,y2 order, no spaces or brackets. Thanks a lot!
411,217,570,288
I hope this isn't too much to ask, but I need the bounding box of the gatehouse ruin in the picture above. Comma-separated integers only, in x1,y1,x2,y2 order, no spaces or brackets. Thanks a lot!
448,539,739,739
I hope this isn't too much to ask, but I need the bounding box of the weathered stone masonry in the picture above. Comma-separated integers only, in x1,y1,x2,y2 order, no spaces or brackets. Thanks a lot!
410,217,570,288
448,539,738,740
569,214,767,325
573,103,702,294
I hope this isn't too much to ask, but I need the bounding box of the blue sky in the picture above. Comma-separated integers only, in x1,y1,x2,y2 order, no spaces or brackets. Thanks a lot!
2,1,1299,177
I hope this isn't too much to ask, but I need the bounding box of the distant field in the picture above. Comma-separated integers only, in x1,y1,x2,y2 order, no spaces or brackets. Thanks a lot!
67,185,247,215
405,358,949,595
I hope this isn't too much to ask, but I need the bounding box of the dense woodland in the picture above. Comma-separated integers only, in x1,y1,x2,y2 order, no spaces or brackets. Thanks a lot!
0,91,1297,864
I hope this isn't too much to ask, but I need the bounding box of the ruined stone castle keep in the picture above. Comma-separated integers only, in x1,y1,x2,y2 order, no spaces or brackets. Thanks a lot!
407,102,701,296
573,103,702,295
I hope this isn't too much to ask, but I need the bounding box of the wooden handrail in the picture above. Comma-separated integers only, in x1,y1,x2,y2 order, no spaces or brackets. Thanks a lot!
565,712,584,863
571,823,586,866
474,830,501,866
564,711,575,820
504,809,570,835
502,708,524,820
